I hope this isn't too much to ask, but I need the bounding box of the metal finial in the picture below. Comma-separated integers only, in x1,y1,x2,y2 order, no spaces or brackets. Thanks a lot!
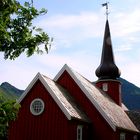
102,2,109,20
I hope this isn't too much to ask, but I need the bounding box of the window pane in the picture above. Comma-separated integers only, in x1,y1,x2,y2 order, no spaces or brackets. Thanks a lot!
120,133,125,140
77,125,83,140
30,98,45,115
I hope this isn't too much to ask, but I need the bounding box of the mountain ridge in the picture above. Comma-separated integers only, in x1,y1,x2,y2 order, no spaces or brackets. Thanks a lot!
0,78,140,110
0,82,24,100
120,78,140,110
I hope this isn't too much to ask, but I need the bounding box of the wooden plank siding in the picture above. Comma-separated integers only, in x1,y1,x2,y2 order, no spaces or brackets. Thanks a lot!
56,70,119,140
56,70,139,140
8,80,88,140
8,70,139,140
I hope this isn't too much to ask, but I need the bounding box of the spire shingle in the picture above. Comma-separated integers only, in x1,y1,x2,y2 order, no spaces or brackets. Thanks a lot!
95,20,121,79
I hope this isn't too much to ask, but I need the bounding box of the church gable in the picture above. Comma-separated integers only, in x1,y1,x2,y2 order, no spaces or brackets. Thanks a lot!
18,72,89,122
9,72,91,140
54,64,138,133
8,10,140,139
10,79,70,140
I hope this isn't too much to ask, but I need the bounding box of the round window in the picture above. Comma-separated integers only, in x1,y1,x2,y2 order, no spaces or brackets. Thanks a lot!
30,98,45,116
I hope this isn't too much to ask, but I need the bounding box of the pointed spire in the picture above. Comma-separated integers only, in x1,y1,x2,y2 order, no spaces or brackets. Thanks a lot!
95,20,121,80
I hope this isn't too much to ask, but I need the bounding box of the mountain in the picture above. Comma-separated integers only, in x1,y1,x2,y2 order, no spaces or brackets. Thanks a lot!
0,78,140,110
0,82,24,100
120,78,140,110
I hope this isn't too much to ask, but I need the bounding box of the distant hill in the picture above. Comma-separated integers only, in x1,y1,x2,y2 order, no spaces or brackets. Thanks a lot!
92,78,140,110
0,78,140,110
120,78,140,110
0,82,24,101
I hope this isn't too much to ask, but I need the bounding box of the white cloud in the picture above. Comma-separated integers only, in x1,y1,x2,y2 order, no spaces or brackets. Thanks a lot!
0,60,35,89
38,12,100,30
115,44,132,52
36,11,105,48
121,62,140,87
111,9,140,37
2,4,140,89
36,49,99,82
35,8,140,55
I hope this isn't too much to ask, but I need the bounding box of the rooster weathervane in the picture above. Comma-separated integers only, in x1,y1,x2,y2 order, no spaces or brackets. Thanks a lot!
102,2,109,20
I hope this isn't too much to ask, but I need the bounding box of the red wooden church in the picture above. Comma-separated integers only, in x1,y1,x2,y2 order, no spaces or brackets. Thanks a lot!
8,20,140,140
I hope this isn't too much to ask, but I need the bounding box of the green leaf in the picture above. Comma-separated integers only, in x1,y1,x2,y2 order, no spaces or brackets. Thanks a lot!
24,2,30,7
0,99,20,138
0,0,51,60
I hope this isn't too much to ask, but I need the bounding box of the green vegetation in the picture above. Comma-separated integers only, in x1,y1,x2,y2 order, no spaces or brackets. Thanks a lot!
0,0,51,138
0,82,23,100
0,99,20,139
0,82,23,139
0,0,52,60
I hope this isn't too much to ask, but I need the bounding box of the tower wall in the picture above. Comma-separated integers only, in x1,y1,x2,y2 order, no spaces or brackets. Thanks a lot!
95,80,122,106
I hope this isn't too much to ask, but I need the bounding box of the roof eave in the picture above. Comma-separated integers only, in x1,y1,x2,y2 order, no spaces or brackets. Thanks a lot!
54,64,117,131
17,72,73,121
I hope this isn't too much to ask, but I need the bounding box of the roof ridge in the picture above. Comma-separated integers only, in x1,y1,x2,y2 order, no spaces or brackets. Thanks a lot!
54,64,138,132
18,72,89,122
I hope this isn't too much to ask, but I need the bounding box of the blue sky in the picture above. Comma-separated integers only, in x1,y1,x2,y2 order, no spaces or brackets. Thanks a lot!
1,0,140,89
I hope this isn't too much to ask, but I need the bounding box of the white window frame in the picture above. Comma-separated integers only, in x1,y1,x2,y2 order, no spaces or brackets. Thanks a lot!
30,98,45,116
77,125,83,140
120,133,125,140
119,84,121,94
133,135,138,140
102,83,108,91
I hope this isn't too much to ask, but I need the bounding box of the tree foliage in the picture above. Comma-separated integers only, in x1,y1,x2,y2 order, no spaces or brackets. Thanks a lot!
0,99,20,139
0,0,52,60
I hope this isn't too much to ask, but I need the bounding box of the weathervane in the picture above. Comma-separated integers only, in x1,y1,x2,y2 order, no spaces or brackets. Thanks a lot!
102,2,109,20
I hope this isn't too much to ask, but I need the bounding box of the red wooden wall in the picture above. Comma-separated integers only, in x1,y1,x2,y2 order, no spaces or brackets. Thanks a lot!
8,72,138,140
56,71,116,140
96,80,122,106
56,70,138,140
8,80,89,140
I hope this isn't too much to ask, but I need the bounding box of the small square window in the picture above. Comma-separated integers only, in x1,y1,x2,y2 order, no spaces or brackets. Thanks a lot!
120,133,125,140
133,135,137,140
102,83,108,91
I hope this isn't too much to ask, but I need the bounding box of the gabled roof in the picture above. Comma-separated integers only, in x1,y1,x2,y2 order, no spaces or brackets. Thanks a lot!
54,64,139,132
126,111,140,131
18,72,89,122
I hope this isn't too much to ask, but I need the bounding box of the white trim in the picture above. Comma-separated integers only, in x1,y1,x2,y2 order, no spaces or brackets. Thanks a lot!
30,98,45,116
54,64,116,131
120,133,125,140
77,125,83,140
18,72,41,103
18,72,72,120
133,135,138,140
54,64,68,81
39,74,72,120
102,83,108,91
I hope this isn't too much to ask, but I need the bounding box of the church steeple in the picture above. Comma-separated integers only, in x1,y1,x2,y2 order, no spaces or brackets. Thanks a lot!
95,19,122,106
95,20,121,80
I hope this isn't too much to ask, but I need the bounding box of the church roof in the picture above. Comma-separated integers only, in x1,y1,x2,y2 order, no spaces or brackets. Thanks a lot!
54,64,138,132
18,72,90,122
126,110,140,131
18,64,138,133
95,20,121,79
